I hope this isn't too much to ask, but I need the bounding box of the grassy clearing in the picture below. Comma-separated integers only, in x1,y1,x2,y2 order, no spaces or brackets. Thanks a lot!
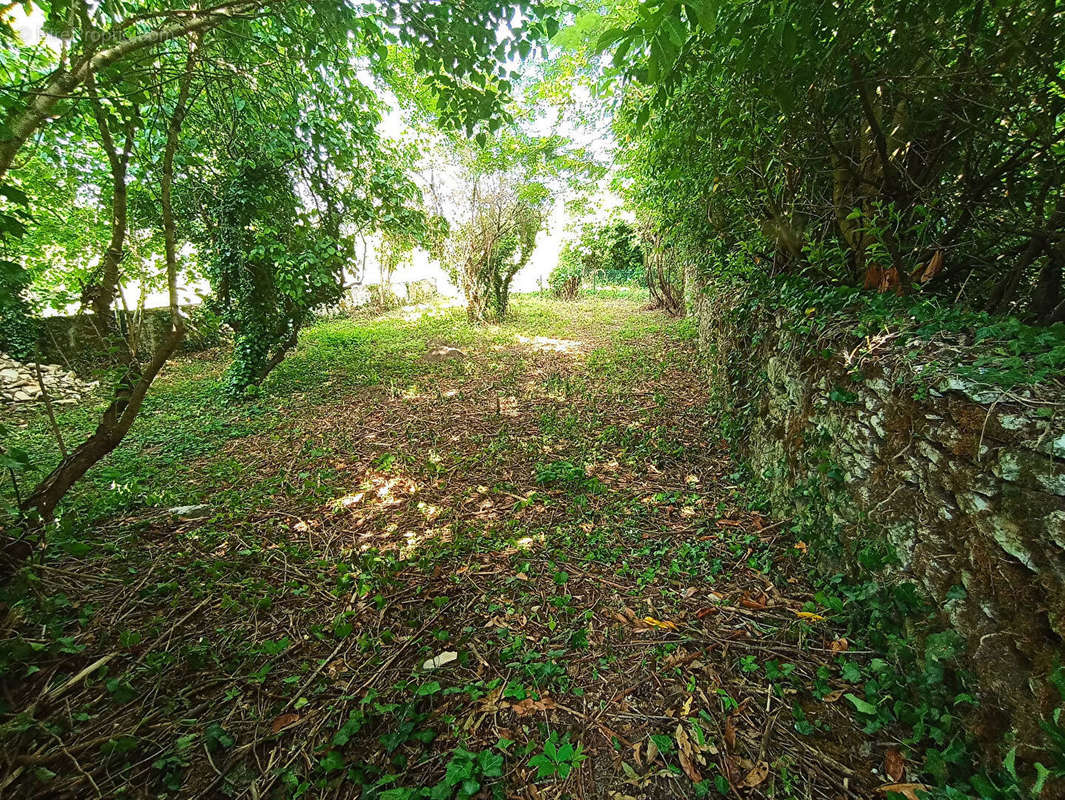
1,294,887,799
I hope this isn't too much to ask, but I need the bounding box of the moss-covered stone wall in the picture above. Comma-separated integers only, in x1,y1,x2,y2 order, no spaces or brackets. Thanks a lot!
688,269,1065,749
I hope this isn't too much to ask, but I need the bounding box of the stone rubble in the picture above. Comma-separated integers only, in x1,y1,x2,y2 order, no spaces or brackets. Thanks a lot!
0,352,98,409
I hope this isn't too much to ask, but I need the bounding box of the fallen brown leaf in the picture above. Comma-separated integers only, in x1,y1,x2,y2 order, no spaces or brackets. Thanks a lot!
740,761,770,788
642,616,678,630
510,697,556,717
878,266,901,293
740,593,767,610
724,714,737,752
920,250,944,283
270,713,300,733
876,783,928,800
646,737,660,764
678,749,703,783
864,264,883,290
884,748,906,782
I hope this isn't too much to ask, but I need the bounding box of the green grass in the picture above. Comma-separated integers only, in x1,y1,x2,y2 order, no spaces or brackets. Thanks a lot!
3,291,1035,800
3,293,660,522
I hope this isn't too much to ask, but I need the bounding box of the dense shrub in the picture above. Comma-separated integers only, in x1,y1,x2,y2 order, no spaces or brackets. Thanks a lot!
607,0,1065,323
559,221,643,287
548,256,581,298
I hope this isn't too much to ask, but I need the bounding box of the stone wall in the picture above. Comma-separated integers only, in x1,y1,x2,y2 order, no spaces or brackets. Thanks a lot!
34,306,226,374
688,271,1065,750
0,353,98,407
34,282,439,374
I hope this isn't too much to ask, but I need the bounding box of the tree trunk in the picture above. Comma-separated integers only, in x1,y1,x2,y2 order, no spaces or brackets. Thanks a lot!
1031,254,1062,323
988,237,1042,314
83,84,137,360
20,334,183,518
20,41,198,520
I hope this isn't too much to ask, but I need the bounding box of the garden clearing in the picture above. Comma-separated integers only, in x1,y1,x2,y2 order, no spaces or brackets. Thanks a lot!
2,295,887,799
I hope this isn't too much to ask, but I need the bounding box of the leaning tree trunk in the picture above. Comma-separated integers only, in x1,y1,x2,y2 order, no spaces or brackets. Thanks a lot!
20,42,197,521
20,335,183,518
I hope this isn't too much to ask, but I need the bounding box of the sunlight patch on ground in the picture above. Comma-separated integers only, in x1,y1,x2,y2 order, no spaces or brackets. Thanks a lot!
514,334,584,353
332,471,417,513
398,526,448,556
400,298,465,322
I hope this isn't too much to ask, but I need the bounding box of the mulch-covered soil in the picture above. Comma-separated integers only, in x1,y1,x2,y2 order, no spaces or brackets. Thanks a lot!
0,298,890,799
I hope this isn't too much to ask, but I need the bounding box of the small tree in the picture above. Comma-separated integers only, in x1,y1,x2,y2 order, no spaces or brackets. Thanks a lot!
430,129,593,322
451,180,546,322
4,0,561,520
375,227,420,308
548,249,582,299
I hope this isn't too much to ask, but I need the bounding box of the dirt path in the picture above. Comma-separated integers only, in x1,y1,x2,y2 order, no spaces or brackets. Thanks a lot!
0,297,878,799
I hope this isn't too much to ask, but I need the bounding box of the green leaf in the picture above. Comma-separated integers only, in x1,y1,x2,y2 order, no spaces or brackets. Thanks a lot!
1033,762,1050,795
844,693,877,715
662,15,688,48
478,750,503,777
650,733,674,754
1003,747,1018,780
689,0,718,31
319,751,346,773
595,26,629,52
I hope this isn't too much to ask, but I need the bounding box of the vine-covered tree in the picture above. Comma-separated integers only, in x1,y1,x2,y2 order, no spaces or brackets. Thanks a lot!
188,53,426,395
449,178,546,323
0,0,565,520
429,129,596,321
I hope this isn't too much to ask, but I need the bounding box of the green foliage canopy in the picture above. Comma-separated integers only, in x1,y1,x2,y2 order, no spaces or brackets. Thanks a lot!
599,0,1065,322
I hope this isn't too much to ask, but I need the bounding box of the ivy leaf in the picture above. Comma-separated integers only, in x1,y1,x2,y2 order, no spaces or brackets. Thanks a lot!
844,693,878,716
318,750,346,773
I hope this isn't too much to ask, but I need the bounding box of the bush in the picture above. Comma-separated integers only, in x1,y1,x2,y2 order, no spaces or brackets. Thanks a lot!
560,221,644,288
608,0,1065,324
405,279,438,304
367,284,402,310
548,253,582,299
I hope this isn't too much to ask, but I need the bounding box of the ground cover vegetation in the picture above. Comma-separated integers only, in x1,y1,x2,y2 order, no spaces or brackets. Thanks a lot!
0,0,1063,798
0,296,999,799
0,0,567,519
